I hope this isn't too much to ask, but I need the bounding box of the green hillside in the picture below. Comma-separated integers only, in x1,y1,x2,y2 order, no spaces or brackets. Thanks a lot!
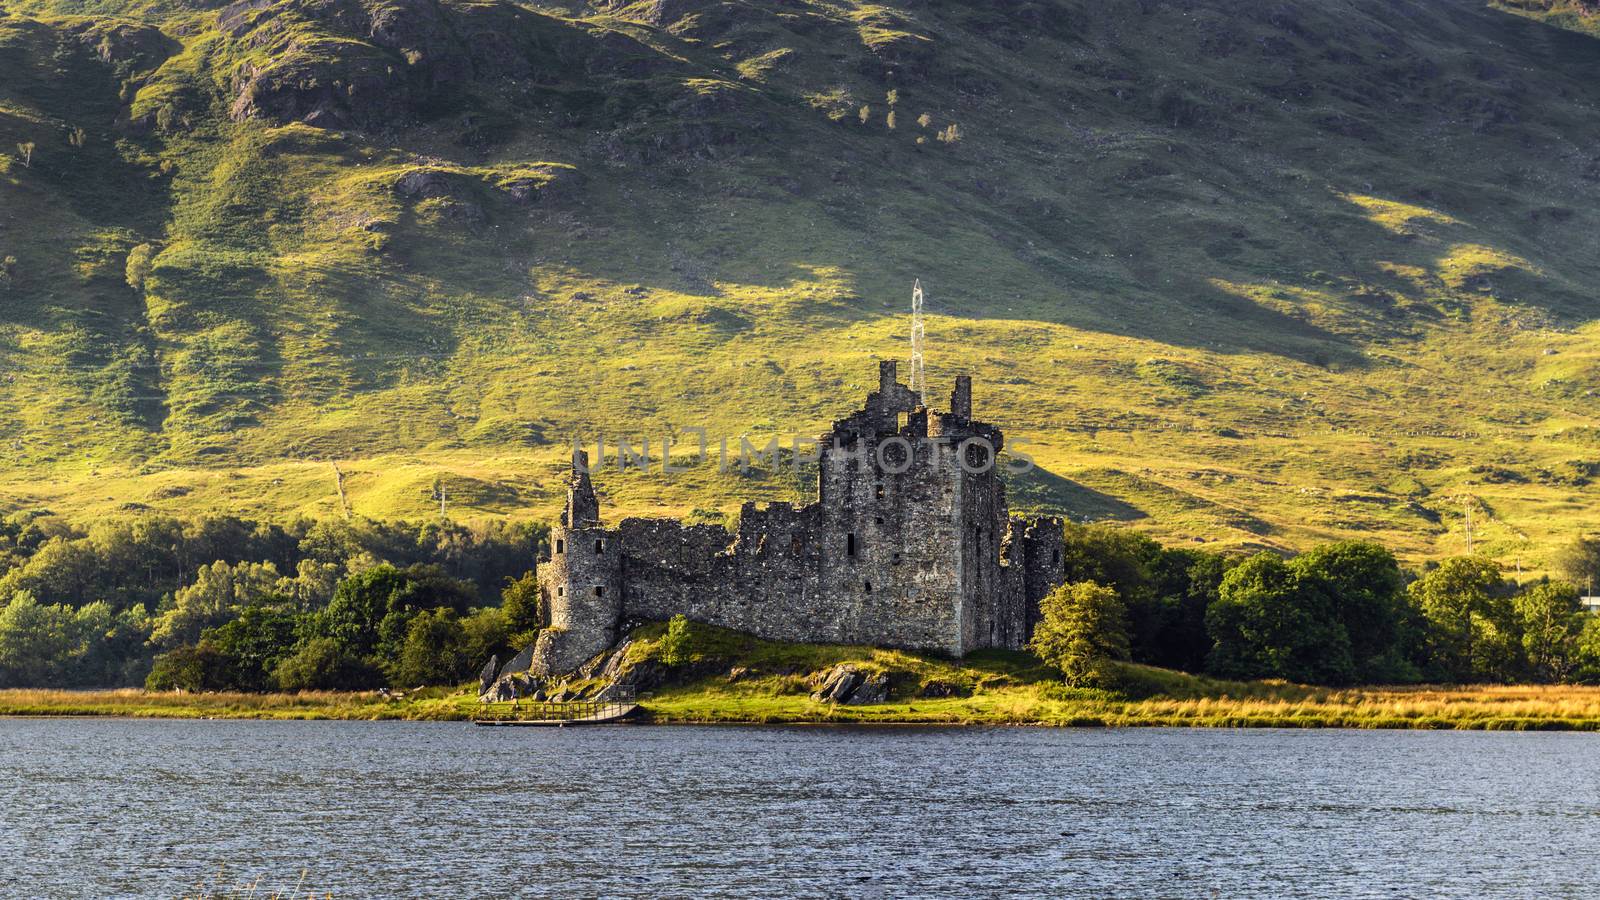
1,0,1599,568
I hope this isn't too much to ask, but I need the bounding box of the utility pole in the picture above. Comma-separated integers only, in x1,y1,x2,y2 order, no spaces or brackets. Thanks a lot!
910,279,926,404
433,477,448,521
1463,495,1474,556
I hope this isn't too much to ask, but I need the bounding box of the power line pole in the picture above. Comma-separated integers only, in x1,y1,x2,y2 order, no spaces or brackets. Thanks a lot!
910,279,926,404
433,478,448,521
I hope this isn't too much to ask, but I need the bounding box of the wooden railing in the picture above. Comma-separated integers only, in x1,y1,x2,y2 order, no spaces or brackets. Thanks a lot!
475,685,637,723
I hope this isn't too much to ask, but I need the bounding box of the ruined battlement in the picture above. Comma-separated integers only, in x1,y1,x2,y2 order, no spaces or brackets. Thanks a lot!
527,362,1067,675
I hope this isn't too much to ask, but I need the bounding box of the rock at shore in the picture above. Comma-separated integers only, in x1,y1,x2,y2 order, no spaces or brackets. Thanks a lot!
809,664,889,705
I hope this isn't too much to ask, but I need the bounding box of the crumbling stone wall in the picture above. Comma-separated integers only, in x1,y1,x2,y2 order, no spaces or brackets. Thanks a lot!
531,362,1068,675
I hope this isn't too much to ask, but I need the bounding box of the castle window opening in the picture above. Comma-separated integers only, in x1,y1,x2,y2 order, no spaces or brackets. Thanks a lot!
1053,548,1061,564
864,580,872,593
847,532,857,557
875,484,885,500
594,586,605,597
557,587,565,598
555,539,564,554
595,538,605,554
875,516,885,525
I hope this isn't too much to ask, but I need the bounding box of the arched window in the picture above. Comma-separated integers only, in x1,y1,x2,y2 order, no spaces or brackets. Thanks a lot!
863,580,872,594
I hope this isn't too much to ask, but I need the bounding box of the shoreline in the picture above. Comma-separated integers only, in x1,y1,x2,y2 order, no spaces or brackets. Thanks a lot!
5,686,1600,731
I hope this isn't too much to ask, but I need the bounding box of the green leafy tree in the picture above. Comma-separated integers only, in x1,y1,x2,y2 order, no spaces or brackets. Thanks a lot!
461,607,512,674
660,614,692,667
1057,523,1228,672
272,638,377,691
1206,552,1354,684
150,560,281,648
319,565,411,657
1514,581,1582,682
146,643,230,692
1028,582,1130,687
202,604,305,691
391,608,470,686
1554,535,1600,596
501,571,542,637
1409,556,1519,683
1289,541,1414,682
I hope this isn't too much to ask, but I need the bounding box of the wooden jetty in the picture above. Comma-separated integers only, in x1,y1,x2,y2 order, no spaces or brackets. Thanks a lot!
473,687,639,727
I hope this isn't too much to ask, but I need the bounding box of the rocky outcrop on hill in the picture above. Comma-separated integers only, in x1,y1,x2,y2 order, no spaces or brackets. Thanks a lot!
219,0,597,129
809,664,890,705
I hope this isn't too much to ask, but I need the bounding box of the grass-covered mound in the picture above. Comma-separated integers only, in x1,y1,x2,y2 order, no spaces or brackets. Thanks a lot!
11,619,1600,729
1,0,1600,573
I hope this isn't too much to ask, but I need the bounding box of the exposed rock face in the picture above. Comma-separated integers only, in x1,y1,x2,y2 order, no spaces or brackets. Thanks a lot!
65,20,177,76
477,653,499,696
809,664,889,705
218,0,583,129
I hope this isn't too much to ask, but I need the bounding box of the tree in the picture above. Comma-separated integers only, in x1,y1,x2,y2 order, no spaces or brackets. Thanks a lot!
272,638,377,691
390,608,470,686
1206,552,1354,684
858,104,870,125
500,572,542,637
319,565,411,657
1409,556,1519,683
125,243,155,292
886,110,897,130
146,643,230,692
660,614,692,667
1289,541,1413,682
202,604,304,691
67,127,86,149
1514,581,1582,682
16,142,33,168
938,123,963,143
1058,524,1225,672
460,607,512,674
0,256,15,290
1028,582,1130,687
149,560,281,648
917,112,932,129
1554,535,1600,597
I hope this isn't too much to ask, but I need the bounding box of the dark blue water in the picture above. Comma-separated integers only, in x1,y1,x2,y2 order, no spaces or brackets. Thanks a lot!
1,720,1597,898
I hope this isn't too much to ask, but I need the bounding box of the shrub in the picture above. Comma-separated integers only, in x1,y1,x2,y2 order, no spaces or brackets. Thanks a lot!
660,614,692,666
1028,582,1130,688
146,643,230,692
272,638,378,691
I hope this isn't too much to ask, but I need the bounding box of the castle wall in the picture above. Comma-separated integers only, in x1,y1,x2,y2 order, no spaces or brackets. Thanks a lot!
529,362,1068,676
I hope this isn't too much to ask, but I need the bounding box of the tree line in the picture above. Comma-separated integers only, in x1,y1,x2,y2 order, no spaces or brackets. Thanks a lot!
1031,527,1600,687
3,509,1600,692
0,511,545,690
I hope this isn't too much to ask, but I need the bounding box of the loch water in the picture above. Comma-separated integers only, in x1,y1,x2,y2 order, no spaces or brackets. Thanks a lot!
2,719,1598,898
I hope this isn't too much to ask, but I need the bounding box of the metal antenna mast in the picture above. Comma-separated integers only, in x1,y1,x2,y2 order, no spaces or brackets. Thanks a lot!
910,279,926,403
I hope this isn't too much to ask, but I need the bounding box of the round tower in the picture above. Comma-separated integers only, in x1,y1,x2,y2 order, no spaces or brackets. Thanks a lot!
533,450,623,675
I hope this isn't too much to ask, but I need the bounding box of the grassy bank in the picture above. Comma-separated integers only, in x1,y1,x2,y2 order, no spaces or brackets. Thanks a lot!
7,682,1600,730
10,623,1600,730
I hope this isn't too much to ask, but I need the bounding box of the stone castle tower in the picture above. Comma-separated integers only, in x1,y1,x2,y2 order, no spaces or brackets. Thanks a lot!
529,361,1065,675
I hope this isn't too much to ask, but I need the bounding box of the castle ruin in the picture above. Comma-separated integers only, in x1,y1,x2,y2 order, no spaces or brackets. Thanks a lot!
529,361,1067,675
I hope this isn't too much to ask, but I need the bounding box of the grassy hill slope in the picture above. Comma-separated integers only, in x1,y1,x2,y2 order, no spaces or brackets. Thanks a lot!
1,0,1599,568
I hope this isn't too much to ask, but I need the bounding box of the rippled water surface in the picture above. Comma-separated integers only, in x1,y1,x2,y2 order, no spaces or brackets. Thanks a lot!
3,720,1599,898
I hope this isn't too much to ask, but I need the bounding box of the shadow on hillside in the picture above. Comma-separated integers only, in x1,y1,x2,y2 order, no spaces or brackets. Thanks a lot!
1004,464,1146,524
